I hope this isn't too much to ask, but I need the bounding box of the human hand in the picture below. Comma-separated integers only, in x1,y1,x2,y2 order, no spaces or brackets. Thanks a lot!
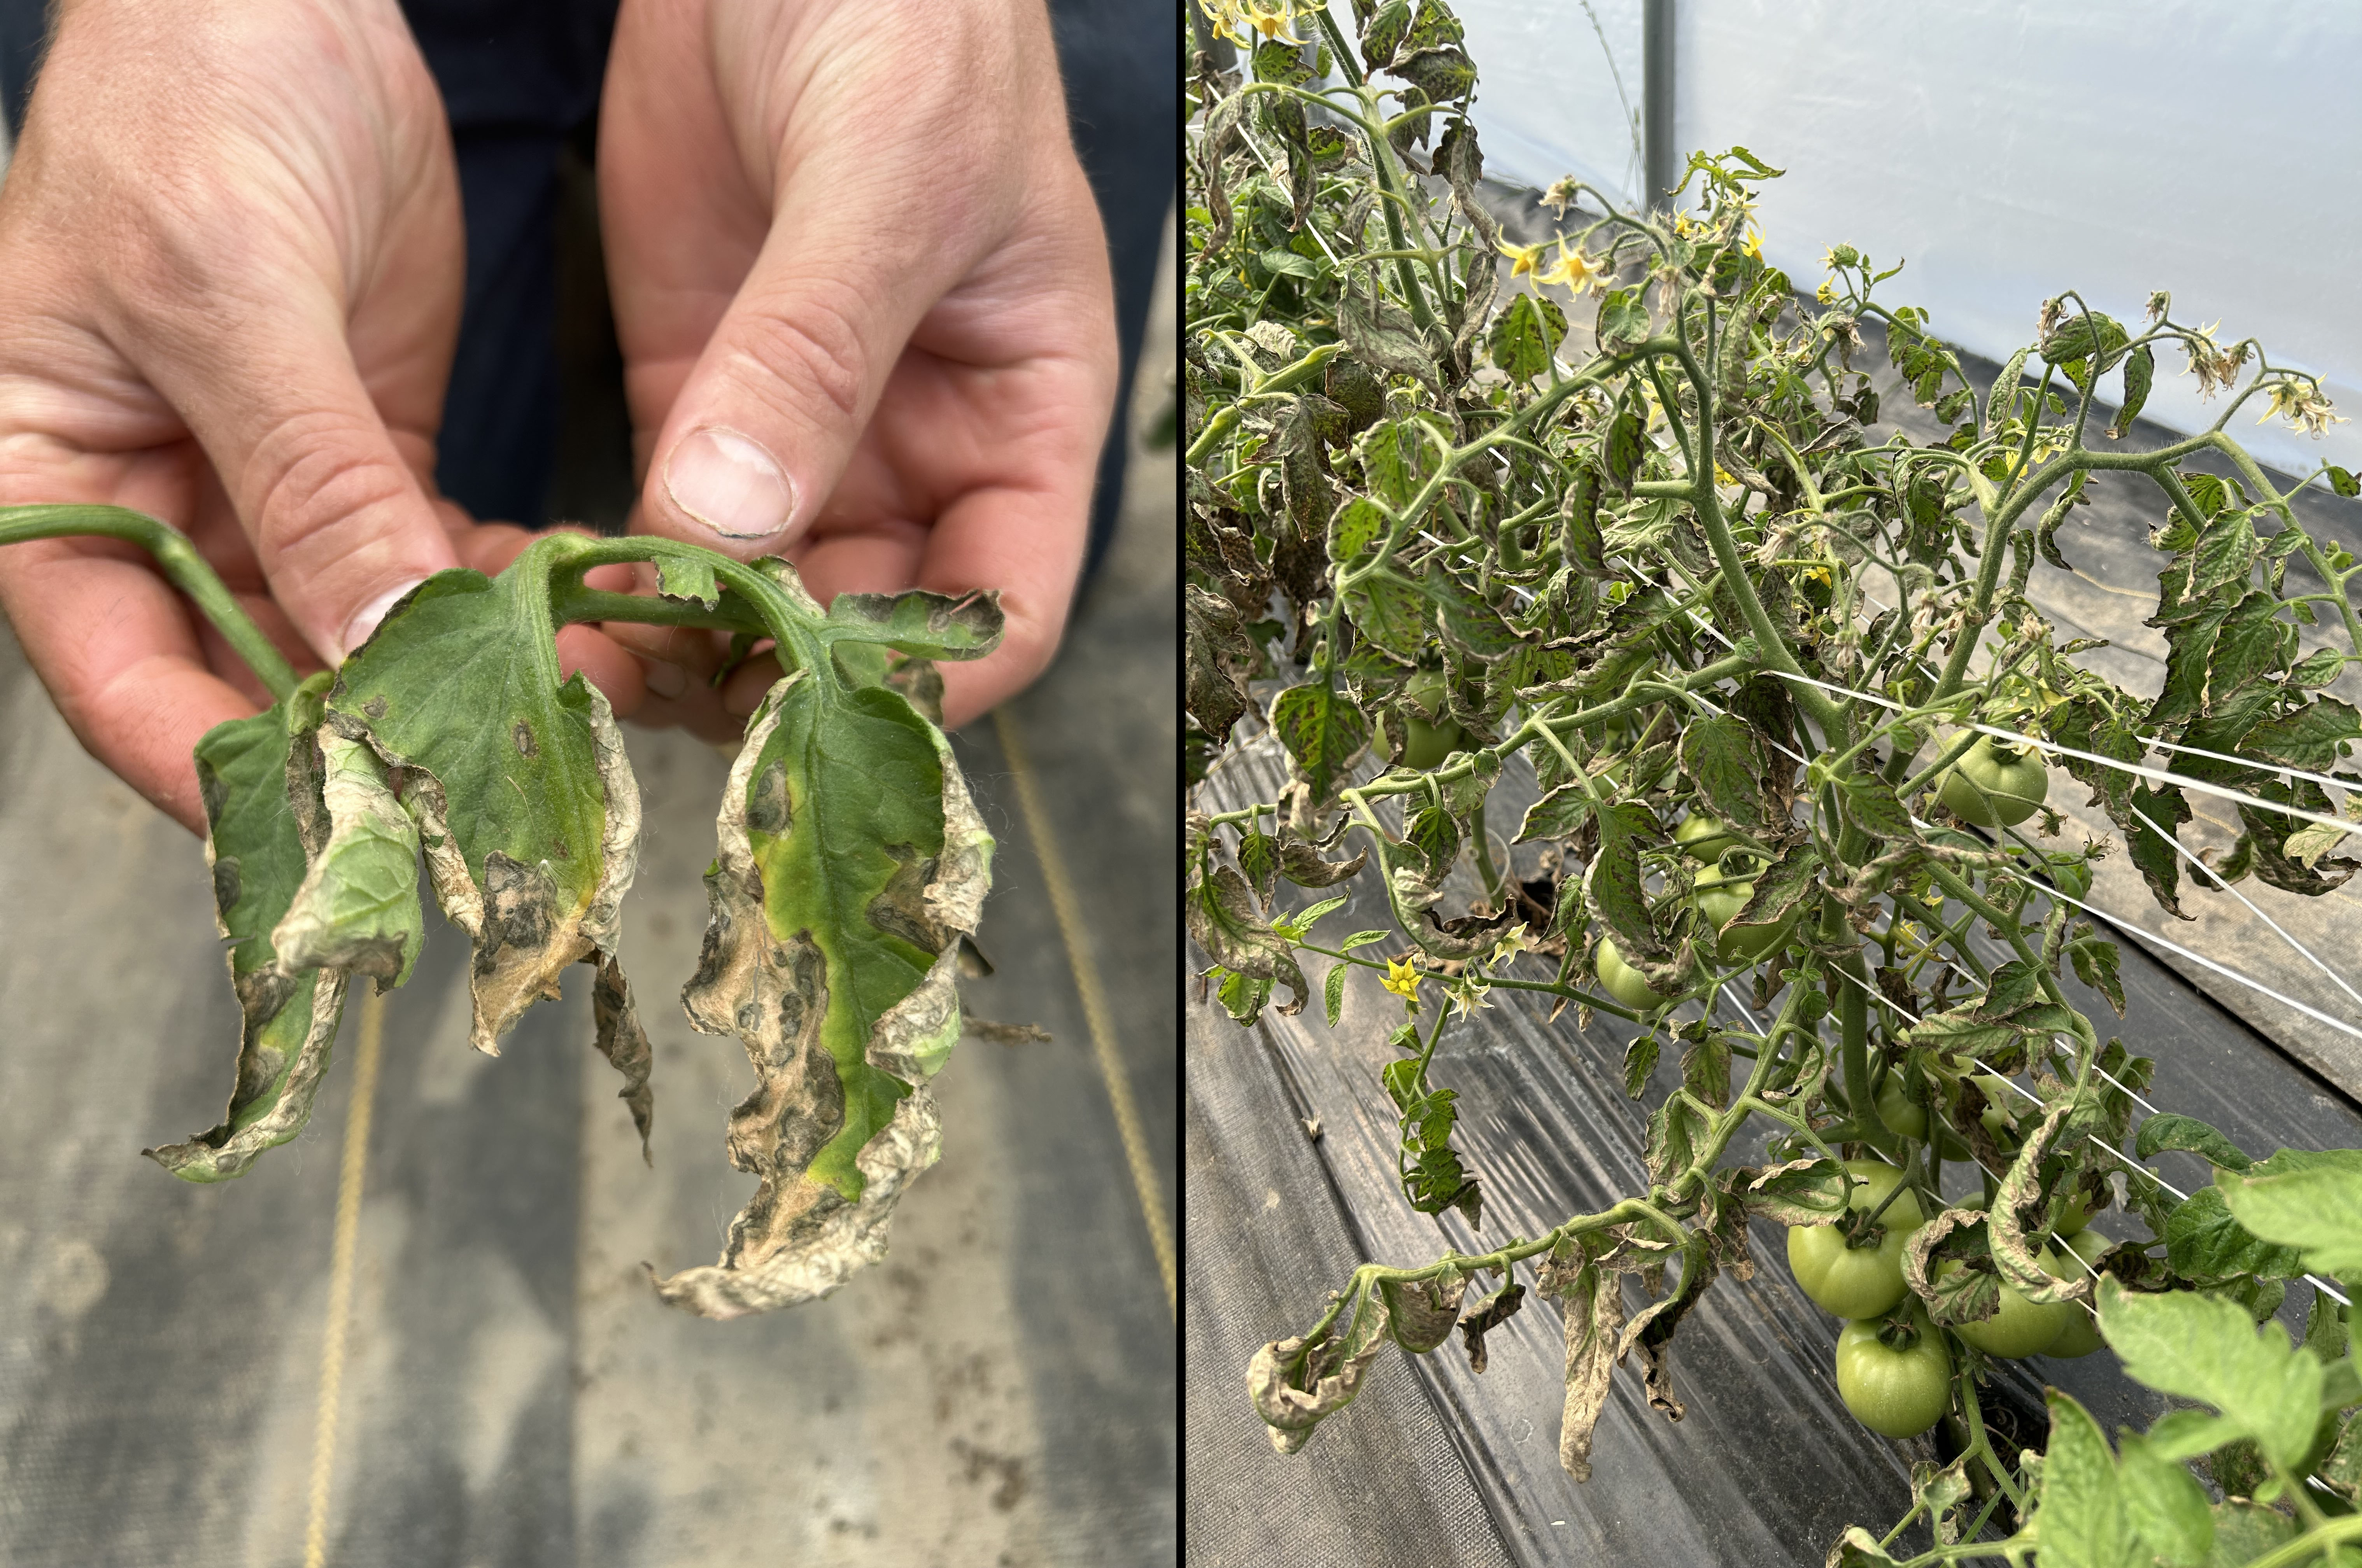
590,0,1118,736
0,0,650,833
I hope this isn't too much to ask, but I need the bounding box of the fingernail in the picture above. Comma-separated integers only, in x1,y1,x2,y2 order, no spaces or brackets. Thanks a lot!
342,578,429,660
663,426,797,541
643,660,688,700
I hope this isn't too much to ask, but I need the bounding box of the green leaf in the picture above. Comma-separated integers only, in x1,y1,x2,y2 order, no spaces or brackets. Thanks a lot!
2037,1390,2141,1568
1327,494,1387,564
2204,1499,2296,1564
2108,344,2154,439
2136,1113,2254,1171
2218,1148,2362,1279
2114,1429,2213,1567
1516,781,1595,843
1341,930,1391,950
1595,287,1650,355
1325,961,1348,1027
2096,1276,2326,1472
1260,247,1321,280
2189,510,2260,596
1678,716,1763,830
327,563,644,1056
1342,568,1428,659
1735,1157,1847,1225
1487,292,1566,381
2326,465,2360,499
1339,272,1437,386
654,668,992,1317
2167,1185,2308,1284
1269,682,1372,802
147,676,352,1183
653,553,720,608
819,586,1004,662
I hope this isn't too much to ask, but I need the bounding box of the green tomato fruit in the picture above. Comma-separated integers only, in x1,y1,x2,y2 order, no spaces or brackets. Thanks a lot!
1871,1073,1971,1157
1938,736,2050,829
1786,1160,1926,1320
1595,935,1673,1012
1398,713,1466,770
1693,871,1789,963
2038,1230,2108,1359
1836,1304,1953,1439
1938,1252,2075,1358
1675,813,1738,860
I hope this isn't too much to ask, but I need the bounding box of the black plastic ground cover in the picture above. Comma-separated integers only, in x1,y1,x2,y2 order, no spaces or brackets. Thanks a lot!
1185,730,2362,1568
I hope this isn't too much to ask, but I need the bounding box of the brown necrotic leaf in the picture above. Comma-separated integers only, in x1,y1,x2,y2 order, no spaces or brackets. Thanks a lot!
650,668,991,1318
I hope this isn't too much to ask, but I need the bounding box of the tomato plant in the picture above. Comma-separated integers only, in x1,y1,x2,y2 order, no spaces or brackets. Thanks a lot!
1188,2,2362,1559
0,504,1007,1320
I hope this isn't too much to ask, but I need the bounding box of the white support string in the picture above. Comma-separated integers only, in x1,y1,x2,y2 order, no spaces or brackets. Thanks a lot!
2124,803,2362,1018
1821,961,2350,1309
1754,664,2360,841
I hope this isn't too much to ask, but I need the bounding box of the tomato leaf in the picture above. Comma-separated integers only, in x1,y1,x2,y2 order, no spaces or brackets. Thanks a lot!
2216,1148,2362,1280
2096,1276,2325,1474
327,564,644,1058
147,676,352,1183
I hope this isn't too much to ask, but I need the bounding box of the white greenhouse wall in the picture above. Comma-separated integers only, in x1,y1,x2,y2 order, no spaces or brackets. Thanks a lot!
1397,0,2362,483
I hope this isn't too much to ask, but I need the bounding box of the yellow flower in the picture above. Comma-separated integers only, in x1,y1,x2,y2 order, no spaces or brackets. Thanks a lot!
1204,0,1309,44
1382,957,1424,1001
1816,277,1836,306
1487,923,1532,967
1533,242,1600,296
1742,224,1764,262
2258,378,2347,438
1498,238,1547,278
1448,972,1493,1017
1713,463,1738,489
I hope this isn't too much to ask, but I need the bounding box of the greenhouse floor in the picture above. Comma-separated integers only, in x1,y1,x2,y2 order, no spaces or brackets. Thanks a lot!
0,238,1176,1567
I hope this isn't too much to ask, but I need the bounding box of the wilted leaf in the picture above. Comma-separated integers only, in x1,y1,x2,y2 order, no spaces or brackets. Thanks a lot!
651,668,992,1318
1555,1263,1623,1482
818,586,1004,661
269,724,422,988
326,564,644,1057
147,676,351,1183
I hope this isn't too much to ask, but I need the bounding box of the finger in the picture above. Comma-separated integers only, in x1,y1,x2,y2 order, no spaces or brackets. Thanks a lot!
133,284,461,665
0,537,263,835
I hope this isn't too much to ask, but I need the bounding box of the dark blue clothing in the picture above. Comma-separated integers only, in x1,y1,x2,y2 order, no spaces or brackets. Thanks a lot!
0,0,1172,575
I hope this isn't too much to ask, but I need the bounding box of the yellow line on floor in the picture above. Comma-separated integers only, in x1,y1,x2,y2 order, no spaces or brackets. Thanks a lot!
305,984,387,1568
993,707,1176,1319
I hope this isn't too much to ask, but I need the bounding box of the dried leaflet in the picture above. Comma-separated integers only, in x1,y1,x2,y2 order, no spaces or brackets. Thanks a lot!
149,676,353,1181
653,671,993,1317
1556,1264,1625,1482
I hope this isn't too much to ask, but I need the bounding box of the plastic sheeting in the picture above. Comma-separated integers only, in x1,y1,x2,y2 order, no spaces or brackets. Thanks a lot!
1379,0,2362,483
1186,731,2362,1566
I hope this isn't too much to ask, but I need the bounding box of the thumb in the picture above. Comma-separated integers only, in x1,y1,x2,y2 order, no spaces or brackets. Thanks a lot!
638,189,944,557
144,290,459,663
